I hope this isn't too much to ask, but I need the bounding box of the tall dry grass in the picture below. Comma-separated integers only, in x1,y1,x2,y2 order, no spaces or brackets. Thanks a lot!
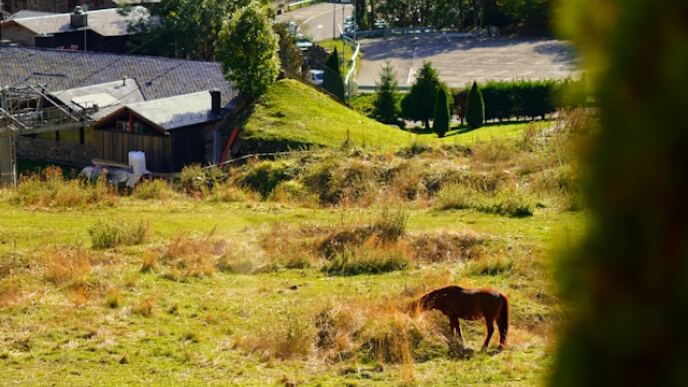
12,167,116,208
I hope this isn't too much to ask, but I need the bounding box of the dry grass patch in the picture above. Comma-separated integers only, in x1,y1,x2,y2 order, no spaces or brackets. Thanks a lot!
12,166,116,208
40,246,93,285
408,230,487,263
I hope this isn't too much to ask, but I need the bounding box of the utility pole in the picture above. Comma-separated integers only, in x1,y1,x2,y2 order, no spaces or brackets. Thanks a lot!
332,1,336,40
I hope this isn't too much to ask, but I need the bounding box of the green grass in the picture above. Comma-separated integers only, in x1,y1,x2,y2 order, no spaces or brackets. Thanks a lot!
241,79,545,152
0,117,585,385
0,194,585,385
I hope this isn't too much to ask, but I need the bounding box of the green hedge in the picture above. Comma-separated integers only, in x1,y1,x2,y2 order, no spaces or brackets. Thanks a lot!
454,78,587,122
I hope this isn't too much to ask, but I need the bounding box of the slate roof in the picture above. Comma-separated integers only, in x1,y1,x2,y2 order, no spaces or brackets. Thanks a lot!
101,91,221,131
0,46,237,108
4,7,149,37
10,10,56,19
51,78,145,120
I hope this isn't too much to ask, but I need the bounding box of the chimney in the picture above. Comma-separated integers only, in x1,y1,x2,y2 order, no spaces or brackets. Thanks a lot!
210,89,221,115
70,6,87,28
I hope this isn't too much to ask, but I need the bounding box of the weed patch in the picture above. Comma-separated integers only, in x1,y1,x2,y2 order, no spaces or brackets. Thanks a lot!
89,219,150,249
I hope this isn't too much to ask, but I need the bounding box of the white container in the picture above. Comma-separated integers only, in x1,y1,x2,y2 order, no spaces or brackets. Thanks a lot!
128,151,147,176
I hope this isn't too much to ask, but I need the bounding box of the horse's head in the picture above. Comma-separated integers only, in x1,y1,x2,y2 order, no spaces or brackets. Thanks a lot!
406,294,434,314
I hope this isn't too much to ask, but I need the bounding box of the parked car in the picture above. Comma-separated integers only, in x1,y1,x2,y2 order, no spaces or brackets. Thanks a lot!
296,38,313,51
374,19,388,29
308,69,324,86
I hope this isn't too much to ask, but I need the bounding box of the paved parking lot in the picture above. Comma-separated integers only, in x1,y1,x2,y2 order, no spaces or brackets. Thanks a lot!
357,34,579,88
276,2,353,42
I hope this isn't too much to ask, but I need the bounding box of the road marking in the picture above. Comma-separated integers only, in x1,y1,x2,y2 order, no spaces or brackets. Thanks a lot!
303,6,339,24
407,67,416,85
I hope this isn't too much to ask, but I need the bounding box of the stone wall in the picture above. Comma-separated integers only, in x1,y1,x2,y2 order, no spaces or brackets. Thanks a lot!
16,137,96,166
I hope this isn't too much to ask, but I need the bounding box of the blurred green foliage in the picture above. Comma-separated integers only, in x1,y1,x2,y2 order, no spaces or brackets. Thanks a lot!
552,0,688,386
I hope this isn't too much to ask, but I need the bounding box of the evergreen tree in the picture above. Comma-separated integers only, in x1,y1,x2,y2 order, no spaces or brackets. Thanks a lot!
401,62,441,129
273,23,303,75
373,61,400,124
465,81,485,129
324,48,346,101
355,0,370,30
217,2,280,99
433,87,450,137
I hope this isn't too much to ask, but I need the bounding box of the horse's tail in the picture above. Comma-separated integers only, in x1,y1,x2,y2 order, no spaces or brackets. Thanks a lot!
497,294,509,347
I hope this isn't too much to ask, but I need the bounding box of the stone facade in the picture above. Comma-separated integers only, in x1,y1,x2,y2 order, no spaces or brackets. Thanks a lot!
17,136,96,166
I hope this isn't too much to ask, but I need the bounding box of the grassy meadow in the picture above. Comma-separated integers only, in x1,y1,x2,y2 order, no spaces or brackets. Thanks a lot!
0,110,588,385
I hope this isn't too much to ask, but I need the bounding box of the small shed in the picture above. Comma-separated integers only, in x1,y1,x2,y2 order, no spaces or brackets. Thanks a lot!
94,90,223,173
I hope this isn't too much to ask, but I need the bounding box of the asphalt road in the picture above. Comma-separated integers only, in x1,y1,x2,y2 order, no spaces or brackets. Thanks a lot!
276,2,353,42
357,34,579,89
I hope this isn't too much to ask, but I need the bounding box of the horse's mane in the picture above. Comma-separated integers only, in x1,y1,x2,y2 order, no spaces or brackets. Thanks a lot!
418,285,464,309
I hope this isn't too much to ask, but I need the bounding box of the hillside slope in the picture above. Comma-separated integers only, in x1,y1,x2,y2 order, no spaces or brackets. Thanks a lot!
239,79,545,153
240,79,416,152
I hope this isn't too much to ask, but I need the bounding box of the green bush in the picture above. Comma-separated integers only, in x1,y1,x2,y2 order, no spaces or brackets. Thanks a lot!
454,78,588,123
465,81,485,129
89,219,150,249
432,87,450,137
436,184,476,210
322,247,409,276
179,165,207,194
134,179,175,200
239,161,297,198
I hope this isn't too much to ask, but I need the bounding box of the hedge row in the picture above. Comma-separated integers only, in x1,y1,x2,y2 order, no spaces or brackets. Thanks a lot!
454,78,588,122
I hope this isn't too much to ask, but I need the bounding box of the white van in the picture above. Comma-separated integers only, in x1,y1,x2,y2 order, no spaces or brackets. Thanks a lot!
308,70,324,86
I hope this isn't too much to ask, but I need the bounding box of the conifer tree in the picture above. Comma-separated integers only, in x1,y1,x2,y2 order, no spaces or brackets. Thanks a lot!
465,81,485,129
373,61,400,124
324,48,346,101
433,87,450,137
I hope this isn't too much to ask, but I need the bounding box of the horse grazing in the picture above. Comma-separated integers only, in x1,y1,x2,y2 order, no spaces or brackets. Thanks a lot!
410,285,509,351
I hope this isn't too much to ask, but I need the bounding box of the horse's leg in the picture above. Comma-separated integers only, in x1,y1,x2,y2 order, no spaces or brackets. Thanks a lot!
482,317,495,351
454,318,464,343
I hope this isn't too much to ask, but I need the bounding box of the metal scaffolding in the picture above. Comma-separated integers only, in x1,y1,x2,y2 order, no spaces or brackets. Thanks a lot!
0,84,92,187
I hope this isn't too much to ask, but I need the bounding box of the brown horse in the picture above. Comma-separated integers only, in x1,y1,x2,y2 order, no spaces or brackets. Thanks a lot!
410,285,509,351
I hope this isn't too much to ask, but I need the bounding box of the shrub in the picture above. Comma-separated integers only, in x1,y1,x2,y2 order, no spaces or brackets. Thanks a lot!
208,184,256,203
468,254,513,276
179,164,207,195
483,187,535,217
323,244,410,276
436,184,476,210
133,179,175,200
89,219,150,249
13,167,115,208
239,160,297,198
432,87,450,137
408,231,486,262
465,81,485,129
373,207,409,242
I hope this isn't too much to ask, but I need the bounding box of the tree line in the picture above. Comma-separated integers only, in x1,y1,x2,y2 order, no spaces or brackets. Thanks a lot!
370,61,587,137
356,0,553,35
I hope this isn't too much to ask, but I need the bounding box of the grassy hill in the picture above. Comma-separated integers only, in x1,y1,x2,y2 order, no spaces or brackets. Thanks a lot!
240,79,544,153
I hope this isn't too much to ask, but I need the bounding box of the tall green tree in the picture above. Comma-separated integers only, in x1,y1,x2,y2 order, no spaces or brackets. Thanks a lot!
355,0,370,30
552,0,688,385
401,62,442,129
324,48,347,101
372,61,400,124
465,81,485,129
273,22,303,75
217,2,280,99
432,87,451,137
123,0,266,60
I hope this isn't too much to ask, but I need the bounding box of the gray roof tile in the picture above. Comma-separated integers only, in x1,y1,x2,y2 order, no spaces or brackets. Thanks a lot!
0,46,237,108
